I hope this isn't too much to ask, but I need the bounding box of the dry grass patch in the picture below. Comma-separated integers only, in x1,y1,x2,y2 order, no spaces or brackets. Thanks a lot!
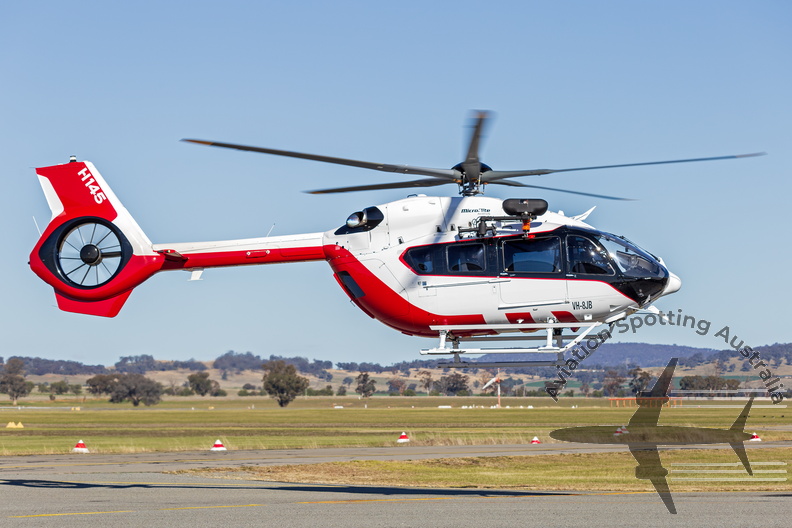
185,448,791,493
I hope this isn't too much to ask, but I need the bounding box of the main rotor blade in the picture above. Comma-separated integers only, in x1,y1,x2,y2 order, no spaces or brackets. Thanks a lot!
307,178,453,194
182,139,460,181
488,179,632,201
481,152,766,182
462,111,491,179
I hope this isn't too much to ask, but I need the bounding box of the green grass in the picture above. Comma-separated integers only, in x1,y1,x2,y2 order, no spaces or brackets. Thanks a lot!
1,396,789,455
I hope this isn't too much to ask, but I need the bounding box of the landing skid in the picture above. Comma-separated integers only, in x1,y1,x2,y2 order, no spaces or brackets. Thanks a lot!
420,322,605,369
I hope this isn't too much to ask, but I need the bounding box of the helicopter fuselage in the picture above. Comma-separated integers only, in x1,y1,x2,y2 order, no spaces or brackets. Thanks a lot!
320,195,680,337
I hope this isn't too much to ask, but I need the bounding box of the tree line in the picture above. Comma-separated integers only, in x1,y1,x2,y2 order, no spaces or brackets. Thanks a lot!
4,342,790,377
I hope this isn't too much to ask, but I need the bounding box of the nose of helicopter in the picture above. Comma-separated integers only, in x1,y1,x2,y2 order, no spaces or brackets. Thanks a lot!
662,272,682,296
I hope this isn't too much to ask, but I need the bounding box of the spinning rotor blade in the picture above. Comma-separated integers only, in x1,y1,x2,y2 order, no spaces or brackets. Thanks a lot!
182,139,460,181
488,179,632,201
481,152,766,182
461,111,491,180
307,178,453,194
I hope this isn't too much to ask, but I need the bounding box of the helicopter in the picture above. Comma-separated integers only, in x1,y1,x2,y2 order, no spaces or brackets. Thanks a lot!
28,112,762,369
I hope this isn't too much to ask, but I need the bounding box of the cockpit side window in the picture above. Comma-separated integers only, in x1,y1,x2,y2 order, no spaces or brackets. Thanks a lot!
447,243,486,273
597,234,666,279
503,237,562,274
567,235,614,275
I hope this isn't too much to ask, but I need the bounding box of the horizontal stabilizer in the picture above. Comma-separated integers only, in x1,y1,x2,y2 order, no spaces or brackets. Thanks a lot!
729,396,755,475
730,396,754,432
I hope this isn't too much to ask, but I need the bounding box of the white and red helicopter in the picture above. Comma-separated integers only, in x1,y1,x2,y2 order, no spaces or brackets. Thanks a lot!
28,112,760,369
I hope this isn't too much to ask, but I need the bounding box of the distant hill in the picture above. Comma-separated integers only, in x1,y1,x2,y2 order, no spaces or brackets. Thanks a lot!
479,342,719,368
479,341,792,369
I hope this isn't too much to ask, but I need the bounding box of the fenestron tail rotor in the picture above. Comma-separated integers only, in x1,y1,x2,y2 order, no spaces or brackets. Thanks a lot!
57,221,125,288
182,112,765,198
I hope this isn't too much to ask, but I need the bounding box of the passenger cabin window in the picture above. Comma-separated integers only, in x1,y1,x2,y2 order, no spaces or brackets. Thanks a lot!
447,243,486,272
403,246,434,274
503,237,561,273
567,235,614,275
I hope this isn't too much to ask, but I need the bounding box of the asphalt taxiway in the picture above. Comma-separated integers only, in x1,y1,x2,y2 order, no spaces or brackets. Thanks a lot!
1,444,789,526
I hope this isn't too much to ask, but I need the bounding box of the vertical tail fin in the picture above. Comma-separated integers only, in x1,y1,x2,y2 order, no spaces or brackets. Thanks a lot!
30,160,164,316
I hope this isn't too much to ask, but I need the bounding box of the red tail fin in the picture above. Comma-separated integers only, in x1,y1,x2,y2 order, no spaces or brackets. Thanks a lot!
30,160,164,317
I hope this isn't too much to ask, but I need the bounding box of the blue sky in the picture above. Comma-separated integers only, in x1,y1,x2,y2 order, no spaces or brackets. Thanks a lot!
2,1,789,366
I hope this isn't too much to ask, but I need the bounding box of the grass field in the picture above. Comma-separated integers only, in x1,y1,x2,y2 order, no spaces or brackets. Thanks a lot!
186,448,792,493
1,396,789,455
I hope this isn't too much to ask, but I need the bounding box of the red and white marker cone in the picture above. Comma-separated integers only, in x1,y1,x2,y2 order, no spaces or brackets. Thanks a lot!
530,436,541,444
397,432,410,443
210,439,227,451
72,440,89,453
749,432,762,442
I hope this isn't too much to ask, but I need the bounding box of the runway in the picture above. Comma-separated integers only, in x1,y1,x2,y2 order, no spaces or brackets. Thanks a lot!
1,444,789,526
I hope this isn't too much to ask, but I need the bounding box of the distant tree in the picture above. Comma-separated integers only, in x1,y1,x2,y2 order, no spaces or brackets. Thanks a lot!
306,385,334,396
49,380,71,395
4,358,25,376
261,360,309,407
580,382,591,397
86,374,119,395
713,359,725,378
435,372,469,396
70,384,83,396
109,373,163,406
0,358,32,405
499,377,520,396
114,354,157,374
418,370,434,393
355,372,376,398
267,355,332,376
6,356,107,376
387,377,406,395
725,379,741,391
214,351,263,372
603,370,626,397
342,376,354,388
336,386,347,396
628,367,653,395
210,381,227,397
187,372,214,396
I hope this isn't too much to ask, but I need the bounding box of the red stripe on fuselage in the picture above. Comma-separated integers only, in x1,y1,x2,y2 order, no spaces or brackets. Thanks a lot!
324,245,488,337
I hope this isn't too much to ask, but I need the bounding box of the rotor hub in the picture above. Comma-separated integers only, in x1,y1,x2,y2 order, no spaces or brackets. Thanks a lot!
80,244,102,265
